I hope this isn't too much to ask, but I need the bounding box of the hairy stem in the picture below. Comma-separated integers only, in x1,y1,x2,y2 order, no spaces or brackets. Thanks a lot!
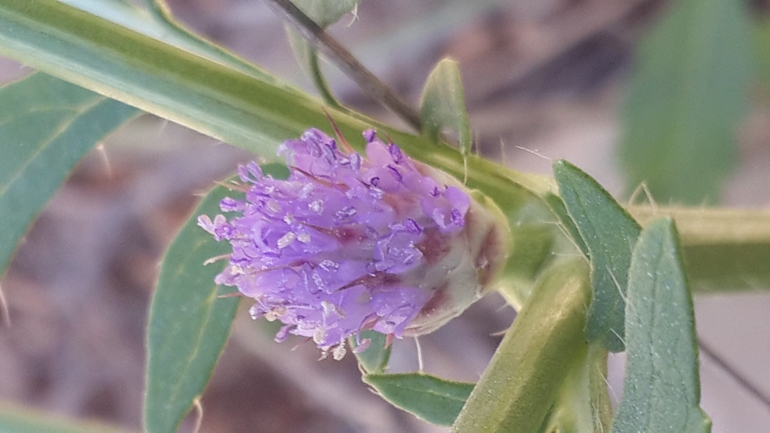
455,258,591,432
631,206,770,292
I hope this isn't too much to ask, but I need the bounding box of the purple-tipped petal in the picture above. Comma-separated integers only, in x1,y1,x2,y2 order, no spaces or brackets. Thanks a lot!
389,144,404,164
362,129,377,143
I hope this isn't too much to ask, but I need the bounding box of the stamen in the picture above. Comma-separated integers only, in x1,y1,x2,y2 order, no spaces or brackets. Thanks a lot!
214,180,250,193
203,254,231,266
277,232,296,249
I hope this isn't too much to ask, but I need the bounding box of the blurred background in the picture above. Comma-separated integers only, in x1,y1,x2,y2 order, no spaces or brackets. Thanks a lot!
1,0,770,431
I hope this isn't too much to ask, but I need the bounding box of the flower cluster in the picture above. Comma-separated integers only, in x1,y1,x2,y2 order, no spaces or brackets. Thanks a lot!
199,128,507,359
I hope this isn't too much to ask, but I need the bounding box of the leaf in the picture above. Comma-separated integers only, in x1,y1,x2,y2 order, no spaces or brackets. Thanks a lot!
144,185,240,433
613,218,711,433
619,0,751,204
259,162,290,180
291,0,360,28
0,73,138,280
0,401,133,433
363,373,474,426
62,0,279,82
452,258,591,433
419,58,472,153
541,345,612,433
351,330,391,374
755,18,770,89
553,160,641,352
543,192,589,257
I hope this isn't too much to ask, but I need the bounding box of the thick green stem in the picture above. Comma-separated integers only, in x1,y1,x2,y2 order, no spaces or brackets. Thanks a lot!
453,258,591,433
540,343,613,433
630,206,770,245
631,206,770,292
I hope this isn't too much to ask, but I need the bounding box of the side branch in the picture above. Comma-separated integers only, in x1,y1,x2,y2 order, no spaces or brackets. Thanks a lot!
264,0,422,131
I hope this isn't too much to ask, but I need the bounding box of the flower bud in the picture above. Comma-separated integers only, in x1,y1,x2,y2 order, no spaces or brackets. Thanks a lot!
198,128,509,359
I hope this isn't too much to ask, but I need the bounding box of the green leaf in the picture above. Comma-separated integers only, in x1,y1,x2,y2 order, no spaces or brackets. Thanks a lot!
619,0,751,204
259,162,291,180
351,330,391,374
144,185,240,433
291,0,360,28
452,258,591,433
363,373,474,426
62,0,280,82
543,192,589,257
755,18,770,88
0,73,138,280
553,160,641,352
540,344,612,433
0,401,133,433
613,218,711,433
419,58,472,153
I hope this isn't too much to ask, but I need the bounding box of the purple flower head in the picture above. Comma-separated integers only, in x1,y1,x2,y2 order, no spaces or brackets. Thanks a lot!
198,128,508,359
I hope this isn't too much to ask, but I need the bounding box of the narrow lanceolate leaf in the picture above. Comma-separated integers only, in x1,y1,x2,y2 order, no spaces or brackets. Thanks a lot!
613,218,710,433
452,258,591,433
619,0,751,204
351,330,391,374
144,186,240,433
62,0,285,83
553,160,641,352
363,373,474,426
0,73,137,280
419,58,472,153
0,401,132,433
543,193,589,257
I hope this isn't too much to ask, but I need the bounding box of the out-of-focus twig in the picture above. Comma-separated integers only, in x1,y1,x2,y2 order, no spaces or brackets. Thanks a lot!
698,337,770,411
264,0,422,131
